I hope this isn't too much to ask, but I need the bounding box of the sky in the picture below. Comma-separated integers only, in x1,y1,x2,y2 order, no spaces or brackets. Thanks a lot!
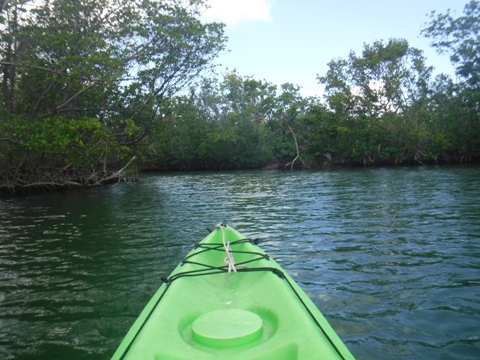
202,0,470,97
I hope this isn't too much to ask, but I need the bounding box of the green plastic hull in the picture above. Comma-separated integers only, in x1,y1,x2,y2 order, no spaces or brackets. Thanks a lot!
112,225,355,359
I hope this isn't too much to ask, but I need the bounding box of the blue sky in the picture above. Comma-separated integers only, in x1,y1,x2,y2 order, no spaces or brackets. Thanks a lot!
202,0,469,97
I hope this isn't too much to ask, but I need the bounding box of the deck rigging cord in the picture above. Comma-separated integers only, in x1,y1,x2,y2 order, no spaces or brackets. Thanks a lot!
217,223,237,273
117,230,347,360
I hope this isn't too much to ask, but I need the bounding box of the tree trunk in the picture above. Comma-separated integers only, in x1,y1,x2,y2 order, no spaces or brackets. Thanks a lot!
285,124,309,170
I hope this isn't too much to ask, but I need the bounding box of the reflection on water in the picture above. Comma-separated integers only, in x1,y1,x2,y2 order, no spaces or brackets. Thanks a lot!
0,166,479,359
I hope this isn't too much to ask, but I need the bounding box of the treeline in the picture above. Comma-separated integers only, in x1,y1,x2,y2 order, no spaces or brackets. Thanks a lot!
143,1,480,170
142,58,479,170
1,0,479,195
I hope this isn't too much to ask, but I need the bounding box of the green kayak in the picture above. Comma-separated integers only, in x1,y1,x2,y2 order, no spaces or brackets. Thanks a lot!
112,224,355,360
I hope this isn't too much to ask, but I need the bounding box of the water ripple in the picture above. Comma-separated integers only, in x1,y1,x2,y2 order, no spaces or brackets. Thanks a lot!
0,167,479,359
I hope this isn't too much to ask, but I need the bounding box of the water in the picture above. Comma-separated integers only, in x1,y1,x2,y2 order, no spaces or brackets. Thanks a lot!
0,167,479,359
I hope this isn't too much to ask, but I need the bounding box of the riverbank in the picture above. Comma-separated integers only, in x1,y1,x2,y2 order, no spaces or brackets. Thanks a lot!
0,157,139,198
2,156,479,198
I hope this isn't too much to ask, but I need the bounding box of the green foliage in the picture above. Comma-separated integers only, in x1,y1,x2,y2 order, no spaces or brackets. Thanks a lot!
4,116,138,167
144,72,296,170
0,0,226,182
422,1,480,161
318,39,432,118
422,0,480,87
314,39,436,164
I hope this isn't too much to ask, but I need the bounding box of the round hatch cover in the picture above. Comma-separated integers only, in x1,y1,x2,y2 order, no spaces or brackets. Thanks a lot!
192,309,263,347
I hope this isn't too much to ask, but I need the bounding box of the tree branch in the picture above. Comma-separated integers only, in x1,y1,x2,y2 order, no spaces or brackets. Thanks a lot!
0,137,19,143
35,82,98,120
285,124,309,170
93,155,137,185
0,61,63,75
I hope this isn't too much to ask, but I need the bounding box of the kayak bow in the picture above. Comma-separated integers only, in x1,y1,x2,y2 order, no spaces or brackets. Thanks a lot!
112,224,355,359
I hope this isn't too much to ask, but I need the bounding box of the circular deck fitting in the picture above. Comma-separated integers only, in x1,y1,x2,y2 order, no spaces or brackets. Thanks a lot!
192,309,263,347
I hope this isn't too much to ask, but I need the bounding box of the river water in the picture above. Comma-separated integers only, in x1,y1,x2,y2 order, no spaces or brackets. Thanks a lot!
0,167,479,359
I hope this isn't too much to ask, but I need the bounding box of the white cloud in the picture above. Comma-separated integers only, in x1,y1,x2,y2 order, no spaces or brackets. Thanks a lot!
203,0,274,26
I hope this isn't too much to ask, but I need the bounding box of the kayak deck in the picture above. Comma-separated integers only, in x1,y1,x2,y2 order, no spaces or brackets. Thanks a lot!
112,225,355,360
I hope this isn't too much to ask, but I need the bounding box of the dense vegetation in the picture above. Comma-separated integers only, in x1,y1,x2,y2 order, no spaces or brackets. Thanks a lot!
0,0,226,195
1,0,479,196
